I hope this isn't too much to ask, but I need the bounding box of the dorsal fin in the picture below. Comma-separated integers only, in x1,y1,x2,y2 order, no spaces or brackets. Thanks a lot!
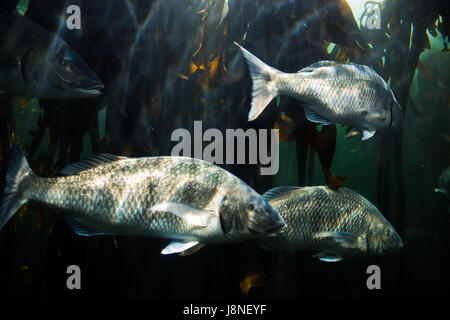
298,60,340,72
59,154,127,176
262,186,301,201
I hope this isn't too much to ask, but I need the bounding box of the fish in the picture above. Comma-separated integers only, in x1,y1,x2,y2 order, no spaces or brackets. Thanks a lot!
235,43,403,140
0,11,103,99
0,146,285,255
259,186,403,262
435,166,450,195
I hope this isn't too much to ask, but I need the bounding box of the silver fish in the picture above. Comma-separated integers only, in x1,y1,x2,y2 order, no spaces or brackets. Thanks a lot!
235,42,403,140
260,186,403,262
0,146,285,255
0,11,103,99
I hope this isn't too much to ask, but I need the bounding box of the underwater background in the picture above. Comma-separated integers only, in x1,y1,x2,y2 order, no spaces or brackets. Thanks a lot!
0,0,448,300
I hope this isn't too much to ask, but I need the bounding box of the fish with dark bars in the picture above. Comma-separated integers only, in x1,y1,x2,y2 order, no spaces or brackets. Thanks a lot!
235,42,403,140
260,186,403,262
0,11,103,99
0,146,285,255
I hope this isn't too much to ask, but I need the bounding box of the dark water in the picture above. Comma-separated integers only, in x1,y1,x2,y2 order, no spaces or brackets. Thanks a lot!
0,0,448,303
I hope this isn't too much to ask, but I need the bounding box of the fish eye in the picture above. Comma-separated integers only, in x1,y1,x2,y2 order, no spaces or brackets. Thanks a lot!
249,203,256,211
384,229,391,237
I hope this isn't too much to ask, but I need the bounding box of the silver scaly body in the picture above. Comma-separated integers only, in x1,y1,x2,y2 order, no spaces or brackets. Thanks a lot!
260,186,403,261
23,157,231,242
0,147,285,255
236,43,403,140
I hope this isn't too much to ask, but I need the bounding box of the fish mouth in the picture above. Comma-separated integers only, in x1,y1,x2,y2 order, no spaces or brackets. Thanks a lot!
391,235,403,252
265,224,285,237
74,84,104,97
247,222,284,237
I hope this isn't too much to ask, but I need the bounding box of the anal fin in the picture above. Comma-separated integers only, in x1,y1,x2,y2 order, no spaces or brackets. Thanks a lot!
304,107,334,125
66,218,113,236
161,241,203,255
312,252,343,262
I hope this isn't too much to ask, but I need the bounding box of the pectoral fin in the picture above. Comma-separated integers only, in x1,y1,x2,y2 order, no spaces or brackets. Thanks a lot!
362,130,376,141
312,231,365,250
161,241,202,255
149,202,215,227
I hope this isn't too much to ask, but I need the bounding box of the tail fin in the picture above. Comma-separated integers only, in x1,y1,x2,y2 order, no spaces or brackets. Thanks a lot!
0,145,33,229
235,42,280,121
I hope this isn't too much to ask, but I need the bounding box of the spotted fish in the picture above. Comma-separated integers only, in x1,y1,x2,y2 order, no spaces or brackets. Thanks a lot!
260,186,403,262
0,146,285,255
235,42,403,140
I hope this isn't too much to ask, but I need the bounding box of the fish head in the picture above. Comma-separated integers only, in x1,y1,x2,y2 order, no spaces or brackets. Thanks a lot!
366,212,403,256
21,39,103,99
366,95,403,132
218,187,285,241
363,96,403,133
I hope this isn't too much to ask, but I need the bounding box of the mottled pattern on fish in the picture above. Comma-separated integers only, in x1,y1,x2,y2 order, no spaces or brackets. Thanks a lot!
277,62,394,128
21,157,245,242
261,186,402,258
235,43,403,140
1,146,285,256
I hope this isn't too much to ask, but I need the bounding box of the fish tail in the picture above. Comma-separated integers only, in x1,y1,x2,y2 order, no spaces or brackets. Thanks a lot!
235,42,281,121
0,145,34,230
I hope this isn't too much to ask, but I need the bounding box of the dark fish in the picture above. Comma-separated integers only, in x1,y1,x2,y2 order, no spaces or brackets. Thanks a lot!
0,146,285,255
0,11,103,99
235,43,403,140
260,186,403,262
435,166,450,195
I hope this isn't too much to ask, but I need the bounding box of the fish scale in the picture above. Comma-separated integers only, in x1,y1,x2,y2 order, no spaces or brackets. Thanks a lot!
22,157,227,239
1,146,285,255
236,43,403,140
261,186,403,260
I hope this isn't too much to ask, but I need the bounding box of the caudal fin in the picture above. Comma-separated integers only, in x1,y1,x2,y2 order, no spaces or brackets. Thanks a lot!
235,42,280,121
0,145,34,229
